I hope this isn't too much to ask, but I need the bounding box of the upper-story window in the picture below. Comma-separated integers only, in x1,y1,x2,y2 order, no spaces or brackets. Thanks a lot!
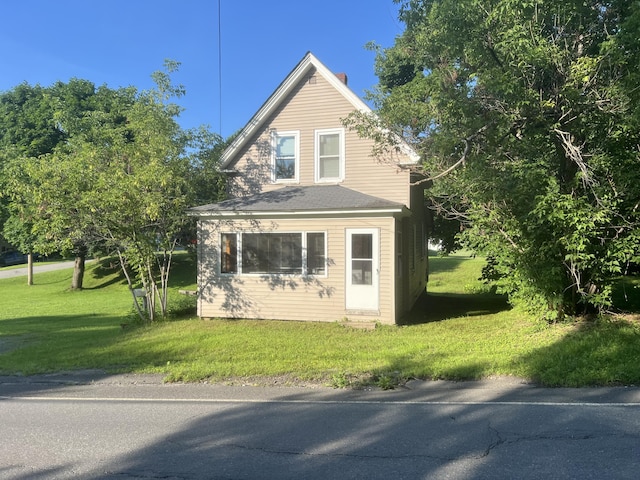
315,128,344,183
272,131,299,183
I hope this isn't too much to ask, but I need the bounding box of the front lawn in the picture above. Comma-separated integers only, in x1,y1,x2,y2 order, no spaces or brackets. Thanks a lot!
1,252,639,387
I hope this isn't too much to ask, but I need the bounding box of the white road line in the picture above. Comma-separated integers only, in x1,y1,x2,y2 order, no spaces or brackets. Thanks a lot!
2,396,639,407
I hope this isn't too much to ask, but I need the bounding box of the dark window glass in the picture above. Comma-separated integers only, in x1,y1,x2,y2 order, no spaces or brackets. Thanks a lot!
242,233,302,274
352,259,373,285
351,233,373,285
307,232,325,275
352,234,372,259
220,233,237,274
275,135,296,180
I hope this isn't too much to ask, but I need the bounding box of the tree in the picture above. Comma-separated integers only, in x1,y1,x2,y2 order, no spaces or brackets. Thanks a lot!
0,83,66,284
1,62,226,318
355,0,640,319
82,94,190,321
0,80,133,288
187,126,228,207
60,61,221,321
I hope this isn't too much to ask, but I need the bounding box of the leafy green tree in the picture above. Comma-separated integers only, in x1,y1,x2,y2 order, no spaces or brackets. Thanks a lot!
83,82,191,321
187,126,228,207
355,0,640,319
1,80,133,287
0,82,65,283
0,83,65,158
1,63,226,317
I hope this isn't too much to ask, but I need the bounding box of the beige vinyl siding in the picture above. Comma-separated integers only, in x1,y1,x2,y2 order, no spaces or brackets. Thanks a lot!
198,216,398,324
392,188,429,320
228,69,412,206
394,184,429,317
409,184,429,307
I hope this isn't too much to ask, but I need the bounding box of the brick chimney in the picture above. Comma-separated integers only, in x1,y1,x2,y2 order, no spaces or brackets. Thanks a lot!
335,72,348,85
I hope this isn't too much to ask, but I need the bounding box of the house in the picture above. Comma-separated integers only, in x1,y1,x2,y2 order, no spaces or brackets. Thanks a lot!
189,52,428,324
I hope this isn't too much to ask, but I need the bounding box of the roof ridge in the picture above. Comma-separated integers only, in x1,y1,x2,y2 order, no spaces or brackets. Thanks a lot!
220,52,372,168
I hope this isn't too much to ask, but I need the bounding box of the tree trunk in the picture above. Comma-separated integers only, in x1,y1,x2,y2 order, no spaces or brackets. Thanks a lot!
71,253,86,290
27,252,33,286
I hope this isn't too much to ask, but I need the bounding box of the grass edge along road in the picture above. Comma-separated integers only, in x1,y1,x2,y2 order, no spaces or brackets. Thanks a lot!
1,252,639,388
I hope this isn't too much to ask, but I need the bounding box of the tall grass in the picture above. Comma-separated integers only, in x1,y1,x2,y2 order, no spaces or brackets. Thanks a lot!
1,252,639,386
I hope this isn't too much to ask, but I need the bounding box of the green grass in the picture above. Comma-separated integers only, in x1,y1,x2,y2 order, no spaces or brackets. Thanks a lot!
1,251,639,387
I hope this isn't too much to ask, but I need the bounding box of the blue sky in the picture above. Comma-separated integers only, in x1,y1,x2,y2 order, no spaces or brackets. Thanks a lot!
1,0,403,138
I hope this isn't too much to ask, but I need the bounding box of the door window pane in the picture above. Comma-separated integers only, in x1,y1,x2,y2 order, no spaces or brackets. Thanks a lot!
352,234,372,259
351,233,373,285
352,260,372,285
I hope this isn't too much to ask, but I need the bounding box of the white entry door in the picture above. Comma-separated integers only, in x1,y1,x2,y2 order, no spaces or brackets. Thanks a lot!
345,228,379,311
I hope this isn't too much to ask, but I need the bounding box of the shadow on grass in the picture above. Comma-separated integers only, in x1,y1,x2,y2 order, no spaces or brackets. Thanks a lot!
84,258,129,290
401,291,511,325
168,251,197,289
0,313,138,380
427,253,472,274
84,252,197,291
612,275,640,313
515,317,640,386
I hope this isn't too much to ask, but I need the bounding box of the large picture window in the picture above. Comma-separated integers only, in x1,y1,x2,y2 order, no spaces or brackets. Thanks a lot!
315,128,344,182
273,131,299,182
220,231,325,276
243,233,302,274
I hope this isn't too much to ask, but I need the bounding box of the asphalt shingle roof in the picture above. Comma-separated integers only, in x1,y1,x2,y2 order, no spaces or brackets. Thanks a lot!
189,185,405,215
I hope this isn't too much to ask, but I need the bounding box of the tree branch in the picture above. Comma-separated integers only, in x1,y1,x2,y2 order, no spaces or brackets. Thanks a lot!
412,124,491,185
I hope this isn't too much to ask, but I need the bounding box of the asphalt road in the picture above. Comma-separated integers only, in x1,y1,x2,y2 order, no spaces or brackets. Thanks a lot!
0,260,80,279
1,373,639,479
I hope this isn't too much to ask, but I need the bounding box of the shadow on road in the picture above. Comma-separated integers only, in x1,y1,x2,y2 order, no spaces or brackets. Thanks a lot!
2,375,640,479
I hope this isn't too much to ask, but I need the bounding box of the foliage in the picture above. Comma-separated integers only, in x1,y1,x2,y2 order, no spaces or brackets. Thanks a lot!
0,83,63,257
354,0,640,320
0,80,137,287
0,62,227,315
0,83,66,157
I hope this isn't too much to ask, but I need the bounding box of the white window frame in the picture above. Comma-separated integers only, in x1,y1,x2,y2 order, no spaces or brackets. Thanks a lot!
221,230,327,277
304,231,328,276
219,233,238,275
314,128,345,183
271,130,300,183
242,232,303,275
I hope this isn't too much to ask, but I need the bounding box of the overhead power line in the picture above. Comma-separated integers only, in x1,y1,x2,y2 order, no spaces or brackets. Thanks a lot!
218,0,222,136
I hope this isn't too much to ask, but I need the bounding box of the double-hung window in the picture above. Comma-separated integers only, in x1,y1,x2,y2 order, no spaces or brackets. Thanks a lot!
220,231,326,276
272,131,299,183
315,128,344,183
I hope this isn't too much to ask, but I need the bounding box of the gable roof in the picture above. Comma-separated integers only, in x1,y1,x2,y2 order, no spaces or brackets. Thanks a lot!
220,51,419,169
189,185,407,217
